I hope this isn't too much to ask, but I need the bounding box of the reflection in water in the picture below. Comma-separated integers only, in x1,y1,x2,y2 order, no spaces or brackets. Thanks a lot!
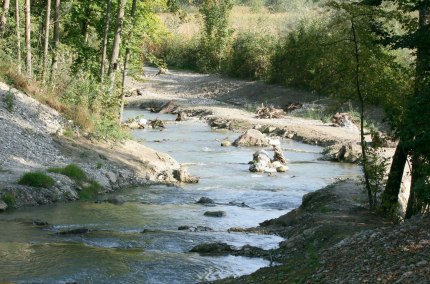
0,109,360,283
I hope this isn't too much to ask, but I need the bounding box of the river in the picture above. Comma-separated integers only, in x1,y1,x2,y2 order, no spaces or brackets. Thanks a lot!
0,109,361,283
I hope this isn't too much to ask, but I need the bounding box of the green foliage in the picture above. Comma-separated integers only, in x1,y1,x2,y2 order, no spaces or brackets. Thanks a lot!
155,35,199,70
362,145,389,206
18,172,55,188
226,32,276,80
1,193,17,207
197,0,234,72
48,164,87,183
79,181,101,201
2,89,15,112
96,162,104,169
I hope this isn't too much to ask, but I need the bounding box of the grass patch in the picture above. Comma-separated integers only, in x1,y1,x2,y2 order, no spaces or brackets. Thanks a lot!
48,164,102,201
79,181,101,201
48,164,87,183
2,89,15,112
1,193,16,207
18,172,55,188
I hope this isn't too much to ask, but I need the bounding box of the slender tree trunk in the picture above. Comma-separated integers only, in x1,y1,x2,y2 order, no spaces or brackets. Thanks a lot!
24,0,31,77
381,140,408,214
100,0,112,82
42,0,51,81
81,3,91,44
0,0,10,36
50,0,60,78
119,0,137,124
351,19,373,207
16,0,22,74
107,0,126,84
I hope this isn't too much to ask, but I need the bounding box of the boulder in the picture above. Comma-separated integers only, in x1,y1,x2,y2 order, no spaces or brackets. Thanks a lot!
221,140,232,147
176,111,187,121
173,167,199,183
0,200,7,211
204,211,226,217
105,196,126,205
159,100,177,114
190,242,234,254
196,197,215,204
57,228,91,235
150,119,165,129
233,129,270,147
249,150,272,172
178,225,213,232
321,143,361,163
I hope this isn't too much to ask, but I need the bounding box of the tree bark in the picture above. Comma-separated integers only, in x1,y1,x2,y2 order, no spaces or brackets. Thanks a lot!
351,19,373,207
107,0,126,83
42,0,51,81
0,0,10,36
16,0,22,74
381,141,408,214
119,0,137,124
100,0,112,82
50,0,60,78
24,0,31,77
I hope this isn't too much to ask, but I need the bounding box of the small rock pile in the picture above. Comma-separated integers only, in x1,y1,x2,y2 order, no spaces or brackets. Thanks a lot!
309,214,430,283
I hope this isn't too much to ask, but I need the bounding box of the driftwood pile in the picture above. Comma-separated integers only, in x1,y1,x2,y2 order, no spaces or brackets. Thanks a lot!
284,102,303,113
331,112,355,128
256,103,284,119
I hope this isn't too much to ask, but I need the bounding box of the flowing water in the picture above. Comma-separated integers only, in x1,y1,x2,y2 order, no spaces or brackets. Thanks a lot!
0,109,361,283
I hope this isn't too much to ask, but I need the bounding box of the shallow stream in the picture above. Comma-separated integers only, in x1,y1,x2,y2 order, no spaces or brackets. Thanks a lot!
0,109,361,283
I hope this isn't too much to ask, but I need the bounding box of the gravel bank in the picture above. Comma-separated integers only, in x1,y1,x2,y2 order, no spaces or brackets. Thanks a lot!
0,82,181,209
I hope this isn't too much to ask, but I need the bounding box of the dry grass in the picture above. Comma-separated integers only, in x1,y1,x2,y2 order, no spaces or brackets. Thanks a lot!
159,5,324,38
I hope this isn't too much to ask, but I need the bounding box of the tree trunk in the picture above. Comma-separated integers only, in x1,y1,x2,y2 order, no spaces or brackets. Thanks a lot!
119,0,137,124
100,0,112,82
351,19,373,207
16,0,21,74
0,0,10,36
50,0,60,78
380,140,408,214
406,2,430,217
24,0,31,77
107,0,126,84
81,3,91,44
42,0,51,81
405,156,423,219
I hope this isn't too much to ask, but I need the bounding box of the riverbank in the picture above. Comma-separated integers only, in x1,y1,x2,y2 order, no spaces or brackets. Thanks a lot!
213,179,429,283
126,67,363,147
0,82,182,210
124,68,428,283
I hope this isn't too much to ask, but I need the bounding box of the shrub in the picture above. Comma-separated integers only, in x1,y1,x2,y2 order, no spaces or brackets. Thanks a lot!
226,32,277,80
2,89,15,112
48,164,87,183
2,193,16,207
155,36,199,71
18,172,55,188
79,181,101,201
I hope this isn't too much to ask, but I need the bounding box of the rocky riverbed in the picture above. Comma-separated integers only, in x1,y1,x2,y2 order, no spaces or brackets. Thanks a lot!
0,82,183,209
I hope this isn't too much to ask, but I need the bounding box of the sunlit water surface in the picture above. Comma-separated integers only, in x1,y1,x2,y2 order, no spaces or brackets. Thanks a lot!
0,109,361,283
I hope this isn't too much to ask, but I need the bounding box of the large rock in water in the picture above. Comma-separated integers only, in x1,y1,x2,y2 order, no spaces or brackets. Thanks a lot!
173,167,199,183
249,150,273,173
321,143,361,163
233,129,270,147
0,200,7,211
